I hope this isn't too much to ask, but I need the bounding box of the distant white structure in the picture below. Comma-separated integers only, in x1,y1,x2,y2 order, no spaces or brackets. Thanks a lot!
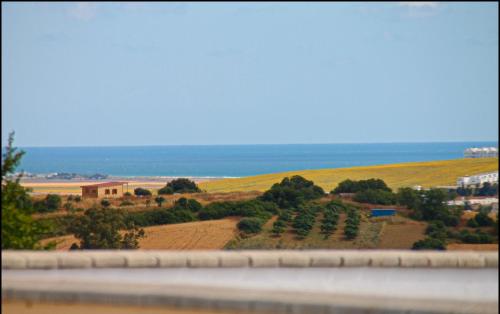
464,147,498,158
456,171,498,187
447,197,498,207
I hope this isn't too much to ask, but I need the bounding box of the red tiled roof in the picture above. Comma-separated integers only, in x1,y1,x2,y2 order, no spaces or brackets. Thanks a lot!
80,181,127,188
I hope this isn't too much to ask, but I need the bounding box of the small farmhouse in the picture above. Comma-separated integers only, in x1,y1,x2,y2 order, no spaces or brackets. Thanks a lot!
81,182,128,198
371,208,396,217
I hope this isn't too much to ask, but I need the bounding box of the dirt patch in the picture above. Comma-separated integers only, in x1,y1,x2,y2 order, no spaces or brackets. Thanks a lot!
446,243,498,251
377,219,427,249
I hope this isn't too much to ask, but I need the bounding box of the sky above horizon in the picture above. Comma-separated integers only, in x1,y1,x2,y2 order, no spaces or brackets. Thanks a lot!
2,2,498,147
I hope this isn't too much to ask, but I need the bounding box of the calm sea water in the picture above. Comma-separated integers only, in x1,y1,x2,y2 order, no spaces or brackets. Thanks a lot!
17,142,498,177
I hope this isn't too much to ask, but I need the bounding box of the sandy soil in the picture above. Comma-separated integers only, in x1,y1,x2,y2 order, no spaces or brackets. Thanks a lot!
446,243,498,251
42,218,240,250
2,300,244,314
377,220,427,249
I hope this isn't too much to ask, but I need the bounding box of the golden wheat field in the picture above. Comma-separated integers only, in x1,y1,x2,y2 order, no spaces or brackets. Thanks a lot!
41,218,239,250
199,158,498,193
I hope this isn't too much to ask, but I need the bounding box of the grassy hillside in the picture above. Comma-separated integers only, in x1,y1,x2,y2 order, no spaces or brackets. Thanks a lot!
200,158,498,193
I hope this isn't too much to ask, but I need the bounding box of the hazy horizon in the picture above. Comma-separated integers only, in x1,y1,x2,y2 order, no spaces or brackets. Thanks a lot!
2,2,498,147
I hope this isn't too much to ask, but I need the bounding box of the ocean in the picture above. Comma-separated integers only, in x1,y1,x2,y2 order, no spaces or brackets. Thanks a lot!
17,142,498,178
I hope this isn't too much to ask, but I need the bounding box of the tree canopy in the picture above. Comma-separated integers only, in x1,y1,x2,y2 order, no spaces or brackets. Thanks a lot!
158,178,201,195
259,175,324,208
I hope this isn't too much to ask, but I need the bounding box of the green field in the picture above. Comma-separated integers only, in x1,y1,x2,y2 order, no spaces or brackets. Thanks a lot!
200,158,498,193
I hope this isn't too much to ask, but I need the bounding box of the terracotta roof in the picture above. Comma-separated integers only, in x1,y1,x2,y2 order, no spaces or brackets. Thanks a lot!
80,181,127,188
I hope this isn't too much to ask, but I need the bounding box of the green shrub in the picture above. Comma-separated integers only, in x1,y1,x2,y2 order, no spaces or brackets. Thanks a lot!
333,178,392,194
237,218,264,234
353,189,396,205
158,178,201,195
120,200,134,207
134,187,152,196
412,237,446,250
100,199,111,208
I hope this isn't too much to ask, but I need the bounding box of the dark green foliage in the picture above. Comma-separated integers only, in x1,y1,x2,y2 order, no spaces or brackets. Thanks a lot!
69,243,79,250
67,195,74,201
158,178,201,195
237,218,264,234
320,203,341,238
292,204,320,238
199,199,277,220
467,218,480,228
123,192,132,197
2,132,53,249
353,189,396,205
100,199,111,208
396,187,421,208
127,208,196,227
475,182,498,197
45,194,62,210
155,196,165,207
425,221,447,240
412,237,446,250
74,195,82,202
474,212,494,227
34,194,63,213
172,197,202,212
459,230,494,244
260,176,324,209
134,187,152,196
408,189,460,226
69,207,145,249
272,219,287,236
332,178,392,194
344,208,361,240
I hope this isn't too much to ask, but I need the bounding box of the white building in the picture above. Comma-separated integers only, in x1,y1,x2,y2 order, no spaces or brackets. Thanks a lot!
456,171,498,187
464,147,498,158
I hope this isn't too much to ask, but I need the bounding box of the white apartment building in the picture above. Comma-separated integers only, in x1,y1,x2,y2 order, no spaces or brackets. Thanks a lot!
456,171,498,187
464,147,498,158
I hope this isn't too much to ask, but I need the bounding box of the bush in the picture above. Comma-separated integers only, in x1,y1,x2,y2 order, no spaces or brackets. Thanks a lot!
134,187,152,196
467,218,479,228
237,218,263,234
158,178,201,195
199,199,276,220
155,196,165,207
332,178,391,194
353,189,396,205
474,212,494,227
69,207,145,249
172,197,202,212
343,208,361,240
100,199,111,208
412,237,446,250
260,176,324,209
74,195,82,202
123,192,132,197
272,219,286,236
63,202,74,211
45,194,62,211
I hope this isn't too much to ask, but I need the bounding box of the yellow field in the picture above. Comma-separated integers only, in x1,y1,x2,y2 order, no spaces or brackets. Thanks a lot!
41,218,239,250
199,158,498,193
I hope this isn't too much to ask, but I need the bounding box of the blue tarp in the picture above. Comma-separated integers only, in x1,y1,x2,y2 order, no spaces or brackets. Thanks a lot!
371,209,396,217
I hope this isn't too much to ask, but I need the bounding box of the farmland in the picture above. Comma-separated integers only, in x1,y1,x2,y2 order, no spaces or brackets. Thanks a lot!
41,218,239,250
226,211,426,250
199,158,498,193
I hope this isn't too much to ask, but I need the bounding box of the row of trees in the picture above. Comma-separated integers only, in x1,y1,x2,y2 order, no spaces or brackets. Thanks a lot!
456,182,498,197
344,207,361,240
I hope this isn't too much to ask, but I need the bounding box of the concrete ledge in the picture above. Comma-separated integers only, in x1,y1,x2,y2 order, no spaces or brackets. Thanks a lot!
2,250,498,269
2,280,497,314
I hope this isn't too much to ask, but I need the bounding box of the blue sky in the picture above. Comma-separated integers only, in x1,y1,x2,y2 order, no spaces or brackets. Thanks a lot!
2,2,498,147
